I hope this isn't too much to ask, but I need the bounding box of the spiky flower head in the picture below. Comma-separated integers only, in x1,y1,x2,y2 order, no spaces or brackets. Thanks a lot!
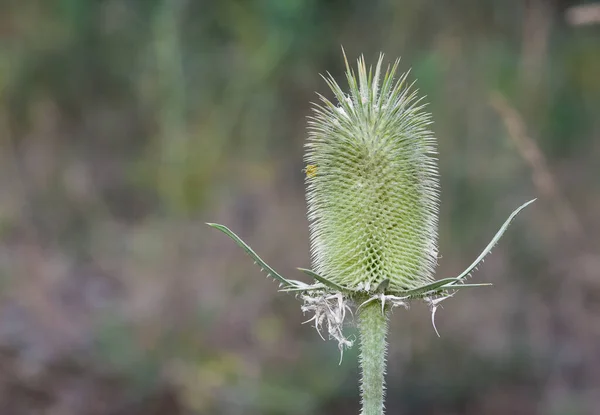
305,54,439,293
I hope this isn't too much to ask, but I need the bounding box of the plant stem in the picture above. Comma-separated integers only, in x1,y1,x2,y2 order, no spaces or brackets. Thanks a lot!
358,300,389,415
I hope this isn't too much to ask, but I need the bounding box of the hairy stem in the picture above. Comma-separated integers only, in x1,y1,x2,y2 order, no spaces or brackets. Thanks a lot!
358,300,389,415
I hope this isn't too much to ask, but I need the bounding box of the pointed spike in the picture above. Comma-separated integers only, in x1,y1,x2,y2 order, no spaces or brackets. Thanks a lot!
442,283,493,289
431,305,440,337
374,279,390,294
399,278,459,297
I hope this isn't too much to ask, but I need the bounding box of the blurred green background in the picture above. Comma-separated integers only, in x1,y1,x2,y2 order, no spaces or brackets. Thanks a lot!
0,0,599,414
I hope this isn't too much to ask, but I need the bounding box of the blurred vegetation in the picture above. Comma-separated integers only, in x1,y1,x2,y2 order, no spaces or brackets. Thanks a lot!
0,0,599,414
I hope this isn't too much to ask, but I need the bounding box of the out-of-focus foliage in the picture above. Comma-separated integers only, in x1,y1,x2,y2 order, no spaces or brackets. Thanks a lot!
0,0,598,414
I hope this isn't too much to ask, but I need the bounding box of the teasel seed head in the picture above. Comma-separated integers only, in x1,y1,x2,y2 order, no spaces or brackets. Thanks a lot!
305,53,439,293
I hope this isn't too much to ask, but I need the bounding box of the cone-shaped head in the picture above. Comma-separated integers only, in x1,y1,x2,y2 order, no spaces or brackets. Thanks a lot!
305,54,439,293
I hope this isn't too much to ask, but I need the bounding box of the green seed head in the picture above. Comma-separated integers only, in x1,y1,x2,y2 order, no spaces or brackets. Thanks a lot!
305,54,439,293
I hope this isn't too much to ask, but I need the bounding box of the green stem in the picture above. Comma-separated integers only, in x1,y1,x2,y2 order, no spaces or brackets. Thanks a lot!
358,300,389,415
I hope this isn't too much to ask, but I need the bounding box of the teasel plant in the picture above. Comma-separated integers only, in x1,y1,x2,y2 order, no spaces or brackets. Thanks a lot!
207,52,534,415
